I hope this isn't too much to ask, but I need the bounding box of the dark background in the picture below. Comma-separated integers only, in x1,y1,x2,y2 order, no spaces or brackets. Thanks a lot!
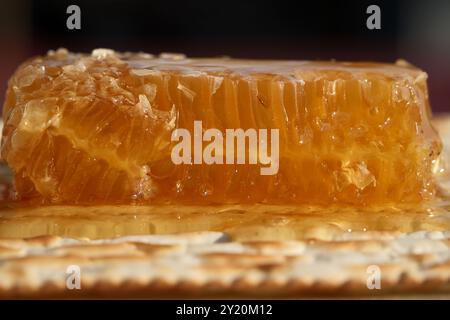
0,0,449,113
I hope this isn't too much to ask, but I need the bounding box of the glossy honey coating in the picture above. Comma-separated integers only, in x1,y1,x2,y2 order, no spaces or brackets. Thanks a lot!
1,48,443,205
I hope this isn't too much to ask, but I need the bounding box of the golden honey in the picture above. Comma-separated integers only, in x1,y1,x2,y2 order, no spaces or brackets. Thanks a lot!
0,201,450,241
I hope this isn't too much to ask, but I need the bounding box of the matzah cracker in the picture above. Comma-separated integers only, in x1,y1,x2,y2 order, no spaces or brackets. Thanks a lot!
2,231,450,298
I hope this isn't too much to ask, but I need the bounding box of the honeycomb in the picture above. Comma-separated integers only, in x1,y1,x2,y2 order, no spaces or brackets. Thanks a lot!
1,48,442,205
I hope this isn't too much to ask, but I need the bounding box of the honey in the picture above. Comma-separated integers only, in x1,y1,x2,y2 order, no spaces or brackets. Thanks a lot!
1,48,443,205
0,202,450,241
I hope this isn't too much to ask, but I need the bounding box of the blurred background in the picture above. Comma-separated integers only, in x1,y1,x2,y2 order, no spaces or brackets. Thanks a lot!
0,0,449,113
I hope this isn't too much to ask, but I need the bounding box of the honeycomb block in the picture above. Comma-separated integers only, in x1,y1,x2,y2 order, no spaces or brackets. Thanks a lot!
1,48,442,205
